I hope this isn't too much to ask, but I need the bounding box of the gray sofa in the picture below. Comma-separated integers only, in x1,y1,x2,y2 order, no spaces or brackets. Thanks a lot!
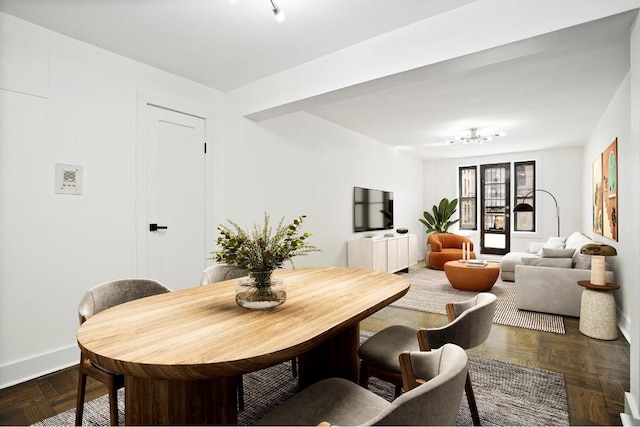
500,231,614,317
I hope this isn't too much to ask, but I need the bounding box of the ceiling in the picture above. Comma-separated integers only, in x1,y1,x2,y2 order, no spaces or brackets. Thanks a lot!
0,0,636,159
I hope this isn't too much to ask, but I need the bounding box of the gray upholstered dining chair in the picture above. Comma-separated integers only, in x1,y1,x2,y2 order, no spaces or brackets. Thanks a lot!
358,293,497,426
75,278,171,426
256,343,468,426
200,264,249,285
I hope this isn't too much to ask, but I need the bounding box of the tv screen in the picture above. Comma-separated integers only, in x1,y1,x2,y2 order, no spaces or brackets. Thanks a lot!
353,187,394,232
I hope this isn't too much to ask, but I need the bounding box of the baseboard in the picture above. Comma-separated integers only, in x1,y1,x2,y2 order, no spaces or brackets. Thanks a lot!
622,392,640,426
0,345,78,389
618,306,632,343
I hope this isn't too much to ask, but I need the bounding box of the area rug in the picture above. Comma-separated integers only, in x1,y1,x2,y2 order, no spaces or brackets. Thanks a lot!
393,266,566,334
34,335,569,426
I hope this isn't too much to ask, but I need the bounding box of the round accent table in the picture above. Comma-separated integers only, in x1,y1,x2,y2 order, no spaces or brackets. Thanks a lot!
443,261,500,291
577,280,620,340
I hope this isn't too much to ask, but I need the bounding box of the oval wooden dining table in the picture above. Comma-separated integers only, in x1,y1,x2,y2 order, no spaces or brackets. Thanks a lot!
77,266,410,425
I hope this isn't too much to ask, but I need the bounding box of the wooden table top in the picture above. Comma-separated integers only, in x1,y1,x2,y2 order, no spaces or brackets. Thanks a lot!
77,266,409,381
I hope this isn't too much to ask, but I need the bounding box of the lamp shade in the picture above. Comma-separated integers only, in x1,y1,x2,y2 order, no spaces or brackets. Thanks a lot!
581,243,617,286
513,203,534,212
580,243,617,257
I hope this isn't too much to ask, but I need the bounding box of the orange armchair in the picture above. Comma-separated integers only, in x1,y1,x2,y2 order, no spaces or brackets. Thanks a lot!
426,233,475,270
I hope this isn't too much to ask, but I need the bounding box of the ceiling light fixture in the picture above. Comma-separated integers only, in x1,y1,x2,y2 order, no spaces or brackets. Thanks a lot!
269,0,285,22
447,128,505,144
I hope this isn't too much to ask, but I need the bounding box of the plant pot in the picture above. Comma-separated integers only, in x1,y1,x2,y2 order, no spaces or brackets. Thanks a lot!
235,271,286,310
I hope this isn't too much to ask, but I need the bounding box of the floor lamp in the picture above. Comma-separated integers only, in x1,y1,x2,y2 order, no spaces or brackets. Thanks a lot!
513,189,560,237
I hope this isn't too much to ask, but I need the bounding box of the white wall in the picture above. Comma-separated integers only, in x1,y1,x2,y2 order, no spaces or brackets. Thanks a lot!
212,110,424,269
627,12,640,424
585,69,639,424
422,146,584,253
583,75,633,338
0,13,225,387
587,13,640,422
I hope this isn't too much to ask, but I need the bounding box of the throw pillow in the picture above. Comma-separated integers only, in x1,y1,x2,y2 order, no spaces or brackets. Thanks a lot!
528,242,544,254
541,248,576,258
536,241,565,256
521,257,573,268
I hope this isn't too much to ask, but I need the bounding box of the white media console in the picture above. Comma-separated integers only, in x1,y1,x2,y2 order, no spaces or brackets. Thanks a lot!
347,234,417,273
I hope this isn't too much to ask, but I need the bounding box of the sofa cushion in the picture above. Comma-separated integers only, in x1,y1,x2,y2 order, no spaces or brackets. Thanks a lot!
521,257,573,268
564,232,598,267
501,252,538,272
565,232,593,250
541,248,576,258
574,253,592,269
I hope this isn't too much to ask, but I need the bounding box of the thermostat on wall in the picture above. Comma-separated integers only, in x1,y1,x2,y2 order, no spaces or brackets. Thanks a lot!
55,163,83,195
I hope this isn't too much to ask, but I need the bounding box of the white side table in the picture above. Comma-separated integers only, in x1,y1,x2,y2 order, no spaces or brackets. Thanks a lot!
577,280,620,340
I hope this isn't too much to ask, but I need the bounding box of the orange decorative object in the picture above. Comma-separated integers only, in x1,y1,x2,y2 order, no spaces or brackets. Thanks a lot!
426,233,476,270
443,261,500,291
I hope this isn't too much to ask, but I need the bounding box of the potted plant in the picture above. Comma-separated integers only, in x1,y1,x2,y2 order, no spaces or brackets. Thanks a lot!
419,197,459,234
214,213,319,309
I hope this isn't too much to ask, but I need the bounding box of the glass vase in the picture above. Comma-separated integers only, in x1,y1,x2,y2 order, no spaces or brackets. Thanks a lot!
235,270,286,310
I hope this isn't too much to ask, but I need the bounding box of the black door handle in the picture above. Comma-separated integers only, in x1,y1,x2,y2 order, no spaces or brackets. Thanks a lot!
149,224,168,232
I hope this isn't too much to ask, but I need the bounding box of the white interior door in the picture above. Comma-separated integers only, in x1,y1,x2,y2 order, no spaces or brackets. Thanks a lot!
141,105,206,290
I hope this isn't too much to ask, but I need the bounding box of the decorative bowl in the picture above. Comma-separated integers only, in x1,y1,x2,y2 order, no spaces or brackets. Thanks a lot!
396,228,408,234
362,232,378,238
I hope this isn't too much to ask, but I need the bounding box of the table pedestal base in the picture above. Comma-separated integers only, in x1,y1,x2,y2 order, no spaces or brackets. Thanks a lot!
298,324,360,389
579,289,618,340
124,375,239,425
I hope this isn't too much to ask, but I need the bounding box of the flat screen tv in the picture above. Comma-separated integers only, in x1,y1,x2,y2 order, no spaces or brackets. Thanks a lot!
353,186,394,232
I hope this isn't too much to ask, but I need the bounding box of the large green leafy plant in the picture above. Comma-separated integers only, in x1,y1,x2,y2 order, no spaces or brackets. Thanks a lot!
419,197,460,234
214,213,319,276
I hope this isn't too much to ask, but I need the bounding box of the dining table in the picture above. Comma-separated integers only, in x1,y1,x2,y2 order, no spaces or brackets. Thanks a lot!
76,266,410,425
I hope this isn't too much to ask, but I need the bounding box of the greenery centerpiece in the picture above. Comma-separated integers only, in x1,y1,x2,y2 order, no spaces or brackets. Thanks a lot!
215,213,319,309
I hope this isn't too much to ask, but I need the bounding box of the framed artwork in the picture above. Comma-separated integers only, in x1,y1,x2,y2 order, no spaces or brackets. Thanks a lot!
602,138,618,241
592,156,603,235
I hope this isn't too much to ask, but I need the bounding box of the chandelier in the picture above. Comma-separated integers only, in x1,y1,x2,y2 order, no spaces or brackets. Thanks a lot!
447,128,505,144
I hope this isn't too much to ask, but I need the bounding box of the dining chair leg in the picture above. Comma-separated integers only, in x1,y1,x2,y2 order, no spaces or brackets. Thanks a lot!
107,377,119,426
465,372,481,426
238,376,245,411
291,358,298,378
358,361,369,387
74,360,87,426
394,384,402,398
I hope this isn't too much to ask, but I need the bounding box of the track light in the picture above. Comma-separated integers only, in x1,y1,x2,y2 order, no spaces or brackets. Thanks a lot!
270,0,285,22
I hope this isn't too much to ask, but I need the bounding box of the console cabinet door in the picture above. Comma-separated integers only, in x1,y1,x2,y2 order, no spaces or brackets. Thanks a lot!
408,234,418,266
395,235,409,271
372,239,387,272
387,238,399,273
347,238,387,272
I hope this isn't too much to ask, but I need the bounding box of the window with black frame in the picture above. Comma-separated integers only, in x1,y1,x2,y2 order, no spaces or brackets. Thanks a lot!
514,161,536,232
458,166,477,230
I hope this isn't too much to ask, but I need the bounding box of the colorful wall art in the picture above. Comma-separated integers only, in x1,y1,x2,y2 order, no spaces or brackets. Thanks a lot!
592,156,603,235
602,138,618,241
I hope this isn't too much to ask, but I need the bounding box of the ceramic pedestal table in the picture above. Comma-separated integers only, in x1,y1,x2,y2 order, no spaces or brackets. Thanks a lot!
577,280,620,340
77,267,410,425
